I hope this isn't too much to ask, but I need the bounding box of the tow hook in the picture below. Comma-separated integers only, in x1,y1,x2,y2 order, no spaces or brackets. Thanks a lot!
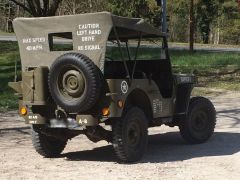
49,109,80,129
55,109,67,120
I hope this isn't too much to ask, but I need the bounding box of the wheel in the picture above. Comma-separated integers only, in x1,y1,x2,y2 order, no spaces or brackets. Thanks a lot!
48,53,102,113
179,97,216,144
31,125,67,158
112,107,148,162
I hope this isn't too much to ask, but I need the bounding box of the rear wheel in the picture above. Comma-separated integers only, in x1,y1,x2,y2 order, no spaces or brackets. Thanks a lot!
179,97,216,144
112,107,148,162
31,125,67,158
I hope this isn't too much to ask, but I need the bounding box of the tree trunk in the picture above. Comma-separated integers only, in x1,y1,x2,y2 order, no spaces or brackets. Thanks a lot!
16,4,20,17
6,3,11,32
89,0,92,12
9,0,62,17
210,31,213,44
202,25,210,44
23,0,26,16
73,0,76,15
189,0,194,52
216,27,220,44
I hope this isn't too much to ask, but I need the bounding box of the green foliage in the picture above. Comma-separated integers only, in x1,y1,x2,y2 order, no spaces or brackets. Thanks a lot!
219,0,240,44
167,0,189,42
0,41,20,111
108,0,161,27
1,0,240,45
60,0,111,14
196,0,219,44
166,0,240,45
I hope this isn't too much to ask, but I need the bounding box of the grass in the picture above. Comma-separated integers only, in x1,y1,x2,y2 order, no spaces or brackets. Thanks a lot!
107,46,240,72
170,50,240,73
169,50,240,90
0,41,240,111
0,30,14,36
0,41,20,111
169,42,240,49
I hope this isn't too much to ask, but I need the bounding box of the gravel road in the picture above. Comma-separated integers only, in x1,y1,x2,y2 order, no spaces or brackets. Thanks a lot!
0,90,240,180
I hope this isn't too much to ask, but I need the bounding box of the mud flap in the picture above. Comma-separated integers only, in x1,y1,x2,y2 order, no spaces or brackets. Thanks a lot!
175,83,193,114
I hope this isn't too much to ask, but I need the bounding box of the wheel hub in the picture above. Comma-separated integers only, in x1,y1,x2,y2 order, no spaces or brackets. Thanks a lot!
127,122,141,147
192,110,208,131
61,70,85,98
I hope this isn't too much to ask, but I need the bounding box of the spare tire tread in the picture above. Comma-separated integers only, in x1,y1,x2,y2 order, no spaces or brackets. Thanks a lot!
48,53,102,113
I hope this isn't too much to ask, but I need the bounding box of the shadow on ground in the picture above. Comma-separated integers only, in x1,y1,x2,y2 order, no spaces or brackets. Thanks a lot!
63,131,240,163
0,126,30,135
217,108,240,127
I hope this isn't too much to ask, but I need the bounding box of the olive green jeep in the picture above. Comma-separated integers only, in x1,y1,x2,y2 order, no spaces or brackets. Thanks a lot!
9,12,216,162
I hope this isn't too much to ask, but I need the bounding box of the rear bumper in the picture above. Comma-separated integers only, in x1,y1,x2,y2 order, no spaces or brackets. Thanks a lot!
22,112,98,128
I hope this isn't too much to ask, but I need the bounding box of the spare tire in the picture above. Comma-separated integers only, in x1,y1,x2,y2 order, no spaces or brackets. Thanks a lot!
48,53,102,113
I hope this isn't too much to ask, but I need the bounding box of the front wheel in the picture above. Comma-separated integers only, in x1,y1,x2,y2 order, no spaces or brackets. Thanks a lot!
31,125,67,158
112,107,148,163
179,97,216,144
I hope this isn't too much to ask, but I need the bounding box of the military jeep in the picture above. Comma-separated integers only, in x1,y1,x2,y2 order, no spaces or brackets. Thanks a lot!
9,12,216,162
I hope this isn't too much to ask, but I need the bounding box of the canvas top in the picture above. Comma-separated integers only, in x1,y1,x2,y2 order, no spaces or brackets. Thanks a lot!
13,12,165,71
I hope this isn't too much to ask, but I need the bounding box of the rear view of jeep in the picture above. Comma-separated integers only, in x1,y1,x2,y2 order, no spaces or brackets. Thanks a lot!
9,12,216,162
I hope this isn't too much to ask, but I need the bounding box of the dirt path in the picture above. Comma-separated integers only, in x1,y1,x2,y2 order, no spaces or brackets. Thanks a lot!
0,91,240,180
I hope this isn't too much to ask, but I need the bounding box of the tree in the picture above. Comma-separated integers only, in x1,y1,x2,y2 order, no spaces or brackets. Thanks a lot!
109,0,161,27
59,0,111,15
1,0,239,45
167,0,190,42
0,0,20,32
219,0,240,44
196,0,219,44
189,0,194,51
9,0,62,17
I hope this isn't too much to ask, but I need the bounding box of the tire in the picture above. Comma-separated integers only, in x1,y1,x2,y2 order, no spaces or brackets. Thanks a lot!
48,53,102,113
179,97,216,144
112,107,148,162
31,125,67,158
